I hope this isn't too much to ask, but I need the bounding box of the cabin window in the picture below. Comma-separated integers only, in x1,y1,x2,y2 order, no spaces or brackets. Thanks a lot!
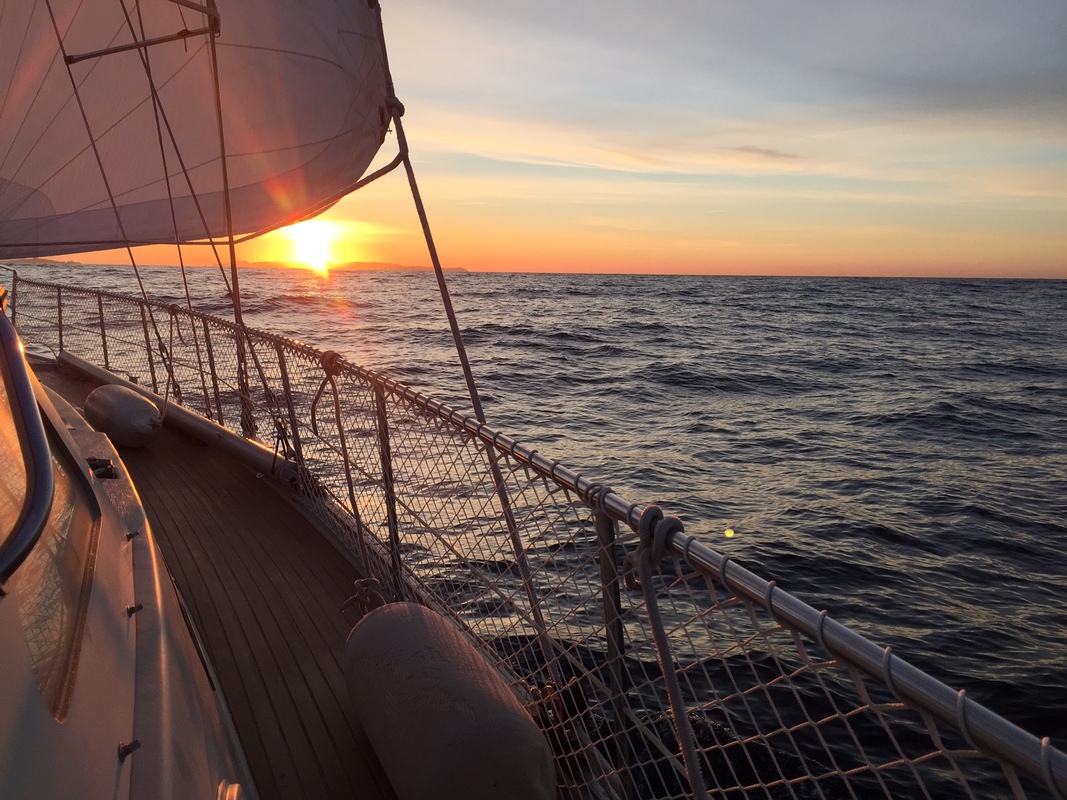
8,426,99,721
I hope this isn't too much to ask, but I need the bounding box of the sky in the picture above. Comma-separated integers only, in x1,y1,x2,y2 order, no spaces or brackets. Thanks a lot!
114,2,1067,276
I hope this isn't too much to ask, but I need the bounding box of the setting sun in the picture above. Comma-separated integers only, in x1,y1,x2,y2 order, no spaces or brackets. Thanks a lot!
284,220,337,274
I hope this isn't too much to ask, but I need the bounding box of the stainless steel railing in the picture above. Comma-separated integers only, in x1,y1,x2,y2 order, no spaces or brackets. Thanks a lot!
0,287,54,591
6,269,1065,800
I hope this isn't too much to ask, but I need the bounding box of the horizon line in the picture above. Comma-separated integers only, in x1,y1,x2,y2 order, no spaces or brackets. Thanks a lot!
6,257,1064,281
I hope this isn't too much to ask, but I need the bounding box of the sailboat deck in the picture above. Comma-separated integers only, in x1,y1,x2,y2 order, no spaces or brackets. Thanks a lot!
34,361,396,800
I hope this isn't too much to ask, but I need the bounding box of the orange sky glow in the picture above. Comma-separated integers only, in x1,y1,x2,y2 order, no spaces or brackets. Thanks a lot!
64,3,1067,280
68,135,1067,279
74,172,1067,279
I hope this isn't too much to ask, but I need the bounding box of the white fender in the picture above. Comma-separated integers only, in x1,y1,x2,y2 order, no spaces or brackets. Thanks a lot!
83,384,162,448
344,602,555,800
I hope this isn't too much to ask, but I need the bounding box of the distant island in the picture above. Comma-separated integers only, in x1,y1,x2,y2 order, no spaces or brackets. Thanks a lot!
6,257,467,272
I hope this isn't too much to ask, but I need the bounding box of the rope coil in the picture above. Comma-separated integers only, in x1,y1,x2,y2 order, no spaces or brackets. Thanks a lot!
581,482,614,513
339,578,389,621
625,507,709,800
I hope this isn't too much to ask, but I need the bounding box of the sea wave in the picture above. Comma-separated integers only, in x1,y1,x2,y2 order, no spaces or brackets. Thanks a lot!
10,263,1067,748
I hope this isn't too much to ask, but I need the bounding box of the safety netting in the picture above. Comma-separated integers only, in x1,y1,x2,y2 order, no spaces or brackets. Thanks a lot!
7,272,1065,800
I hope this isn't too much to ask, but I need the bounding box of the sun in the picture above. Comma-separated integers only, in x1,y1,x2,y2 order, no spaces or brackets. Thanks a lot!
284,220,336,274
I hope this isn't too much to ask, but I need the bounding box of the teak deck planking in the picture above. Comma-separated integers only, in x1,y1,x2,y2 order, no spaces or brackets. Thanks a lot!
34,361,397,800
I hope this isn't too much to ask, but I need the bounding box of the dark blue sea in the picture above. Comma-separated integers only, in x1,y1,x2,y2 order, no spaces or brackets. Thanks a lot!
12,264,1067,748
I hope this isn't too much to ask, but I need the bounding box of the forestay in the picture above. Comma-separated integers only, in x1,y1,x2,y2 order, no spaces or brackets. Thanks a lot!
0,0,390,258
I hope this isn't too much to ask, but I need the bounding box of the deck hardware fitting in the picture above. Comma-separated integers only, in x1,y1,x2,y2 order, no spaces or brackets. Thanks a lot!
956,690,979,750
815,609,830,652
883,646,903,702
126,530,140,541
87,457,117,479
1040,738,1062,799
681,534,696,563
718,554,733,587
126,603,144,617
117,740,141,763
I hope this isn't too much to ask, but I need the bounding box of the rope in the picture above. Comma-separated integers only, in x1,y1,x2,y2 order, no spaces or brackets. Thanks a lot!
310,351,370,571
633,506,710,800
15,274,1067,798
43,0,185,422
529,679,627,798
126,0,218,417
338,578,389,621
391,106,486,422
386,95,562,683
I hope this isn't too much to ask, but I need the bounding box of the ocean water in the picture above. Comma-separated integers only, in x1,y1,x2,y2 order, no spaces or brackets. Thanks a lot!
11,264,1067,747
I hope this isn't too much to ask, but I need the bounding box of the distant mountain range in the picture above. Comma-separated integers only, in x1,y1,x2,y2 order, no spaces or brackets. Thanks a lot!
244,260,467,272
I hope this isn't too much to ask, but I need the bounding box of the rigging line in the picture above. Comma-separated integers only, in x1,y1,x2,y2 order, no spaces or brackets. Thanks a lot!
122,0,186,405
124,0,195,309
0,3,46,167
0,0,95,177
108,2,232,293
224,150,406,244
374,0,557,651
388,103,562,684
52,3,229,290
20,0,200,241
369,5,554,653
73,0,195,415
129,0,214,411
3,7,132,191
42,0,181,417
191,25,316,447
205,0,256,438
370,0,481,422
391,114,483,421
204,0,241,326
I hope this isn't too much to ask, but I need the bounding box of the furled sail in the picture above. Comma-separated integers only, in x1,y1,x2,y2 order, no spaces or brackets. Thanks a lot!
0,0,391,258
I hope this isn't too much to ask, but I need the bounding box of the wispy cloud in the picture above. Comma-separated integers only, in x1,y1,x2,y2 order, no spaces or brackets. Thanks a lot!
732,146,803,162
373,0,1067,275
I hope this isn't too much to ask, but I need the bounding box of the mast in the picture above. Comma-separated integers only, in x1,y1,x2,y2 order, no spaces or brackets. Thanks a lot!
203,0,245,327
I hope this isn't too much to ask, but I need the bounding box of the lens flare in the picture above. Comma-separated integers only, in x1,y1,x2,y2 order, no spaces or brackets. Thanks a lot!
284,220,335,274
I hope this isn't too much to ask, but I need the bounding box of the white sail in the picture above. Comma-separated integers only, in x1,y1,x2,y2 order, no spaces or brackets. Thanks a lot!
0,0,391,258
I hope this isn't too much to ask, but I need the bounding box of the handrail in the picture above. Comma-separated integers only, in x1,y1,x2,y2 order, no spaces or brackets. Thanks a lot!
676,531,1067,797
314,354,1067,795
7,271,1066,797
0,288,55,592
